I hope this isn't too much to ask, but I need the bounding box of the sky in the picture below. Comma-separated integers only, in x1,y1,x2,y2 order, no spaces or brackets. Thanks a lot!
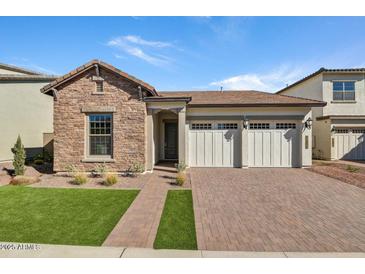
1,16,365,92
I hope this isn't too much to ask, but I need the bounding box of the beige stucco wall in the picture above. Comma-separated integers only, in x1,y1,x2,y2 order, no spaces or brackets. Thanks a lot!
0,81,53,161
280,72,365,160
0,68,28,75
322,73,365,116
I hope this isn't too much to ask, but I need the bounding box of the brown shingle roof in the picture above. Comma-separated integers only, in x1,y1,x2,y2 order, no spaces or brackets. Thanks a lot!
157,90,326,107
41,59,157,95
277,67,365,94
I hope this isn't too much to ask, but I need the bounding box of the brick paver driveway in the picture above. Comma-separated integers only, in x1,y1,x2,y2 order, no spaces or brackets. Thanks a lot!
191,168,365,252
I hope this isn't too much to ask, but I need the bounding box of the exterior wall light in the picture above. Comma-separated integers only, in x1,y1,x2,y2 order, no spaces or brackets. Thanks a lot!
243,118,249,129
305,117,313,129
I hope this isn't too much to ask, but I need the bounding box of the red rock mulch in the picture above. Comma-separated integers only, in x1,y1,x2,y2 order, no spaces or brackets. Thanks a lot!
309,163,365,190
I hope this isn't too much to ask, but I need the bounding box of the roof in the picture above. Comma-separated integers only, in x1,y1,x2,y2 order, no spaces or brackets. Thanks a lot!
0,62,58,82
317,115,365,121
41,59,157,96
277,67,365,94
156,90,326,107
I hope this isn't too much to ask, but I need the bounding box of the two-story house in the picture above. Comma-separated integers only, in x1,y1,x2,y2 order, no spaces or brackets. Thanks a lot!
277,68,365,161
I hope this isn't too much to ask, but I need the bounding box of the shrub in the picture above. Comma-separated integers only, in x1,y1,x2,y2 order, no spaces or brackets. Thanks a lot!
71,173,88,185
175,162,187,173
125,162,144,177
34,159,44,165
175,172,186,186
103,173,118,186
65,164,78,177
10,176,39,186
93,164,108,177
11,135,26,176
346,165,360,173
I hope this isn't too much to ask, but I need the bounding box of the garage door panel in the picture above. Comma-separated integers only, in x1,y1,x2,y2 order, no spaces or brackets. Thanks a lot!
189,126,239,167
335,130,365,160
204,132,213,166
248,128,299,168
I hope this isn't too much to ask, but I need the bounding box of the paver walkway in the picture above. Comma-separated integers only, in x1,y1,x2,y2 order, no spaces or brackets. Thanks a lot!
191,168,365,252
103,164,189,247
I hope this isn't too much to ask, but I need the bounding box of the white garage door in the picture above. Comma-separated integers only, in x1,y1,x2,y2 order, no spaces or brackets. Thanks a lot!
189,122,240,167
248,122,300,167
334,128,365,160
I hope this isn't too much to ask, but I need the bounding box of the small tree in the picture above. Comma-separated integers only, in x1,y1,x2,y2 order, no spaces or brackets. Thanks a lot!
11,135,26,176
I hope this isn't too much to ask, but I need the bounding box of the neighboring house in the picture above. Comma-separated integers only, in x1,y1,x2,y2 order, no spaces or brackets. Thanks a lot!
0,63,57,162
277,68,365,161
41,60,325,172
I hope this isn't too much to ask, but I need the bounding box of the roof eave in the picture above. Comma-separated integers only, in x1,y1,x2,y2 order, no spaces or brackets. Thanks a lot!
143,96,192,103
187,103,326,108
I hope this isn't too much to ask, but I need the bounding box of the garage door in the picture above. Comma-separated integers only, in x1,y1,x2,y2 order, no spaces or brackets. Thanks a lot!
334,128,365,160
248,122,300,167
189,122,240,167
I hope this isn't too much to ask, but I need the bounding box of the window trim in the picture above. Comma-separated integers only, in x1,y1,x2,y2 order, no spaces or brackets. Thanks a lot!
332,81,356,102
85,113,113,160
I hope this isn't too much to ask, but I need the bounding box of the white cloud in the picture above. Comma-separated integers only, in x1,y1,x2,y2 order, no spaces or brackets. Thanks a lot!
123,35,172,48
210,65,306,92
107,35,174,67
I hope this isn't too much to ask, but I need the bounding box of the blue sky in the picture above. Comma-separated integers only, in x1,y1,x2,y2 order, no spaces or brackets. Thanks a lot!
1,16,365,92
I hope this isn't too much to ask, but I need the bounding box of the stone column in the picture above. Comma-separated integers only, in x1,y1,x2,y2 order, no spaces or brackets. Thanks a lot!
178,107,186,165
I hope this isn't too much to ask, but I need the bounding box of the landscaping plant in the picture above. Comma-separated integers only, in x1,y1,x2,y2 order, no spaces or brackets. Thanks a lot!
346,165,360,173
11,135,26,176
71,173,88,185
175,161,187,173
175,172,186,186
93,163,108,177
103,173,118,186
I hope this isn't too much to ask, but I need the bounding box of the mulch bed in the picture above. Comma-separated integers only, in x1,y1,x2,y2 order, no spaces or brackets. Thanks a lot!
309,162,365,190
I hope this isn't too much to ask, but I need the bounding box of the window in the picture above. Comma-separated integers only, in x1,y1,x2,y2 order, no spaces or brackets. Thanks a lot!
191,123,212,130
249,123,270,129
96,81,103,93
333,81,355,101
88,114,112,157
352,128,365,134
217,123,238,130
276,123,296,129
334,128,349,134
305,136,309,149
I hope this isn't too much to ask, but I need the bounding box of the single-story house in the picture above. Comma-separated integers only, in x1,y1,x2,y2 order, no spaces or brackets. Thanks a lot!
0,63,57,162
41,60,326,172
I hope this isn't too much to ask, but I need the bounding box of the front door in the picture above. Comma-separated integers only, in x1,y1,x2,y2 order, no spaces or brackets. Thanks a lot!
164,122,178,159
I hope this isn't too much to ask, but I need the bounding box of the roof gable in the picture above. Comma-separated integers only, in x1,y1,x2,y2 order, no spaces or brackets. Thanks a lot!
41,59,158,96
277,67,365,94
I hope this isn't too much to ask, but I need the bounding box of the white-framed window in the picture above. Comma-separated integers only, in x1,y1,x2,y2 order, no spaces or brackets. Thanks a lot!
191,123,212,130
333,81,355,101
217,123,238,130
334,128,349,134
352,128,365,134
276,123,296,129
95,81,104,93
249,123,270,129
88,114,112,157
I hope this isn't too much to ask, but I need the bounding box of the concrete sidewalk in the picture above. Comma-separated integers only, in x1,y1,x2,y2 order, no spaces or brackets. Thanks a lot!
1,243,365,258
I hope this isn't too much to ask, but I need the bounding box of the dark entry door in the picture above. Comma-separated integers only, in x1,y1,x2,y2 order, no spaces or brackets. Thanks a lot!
164,122,178,159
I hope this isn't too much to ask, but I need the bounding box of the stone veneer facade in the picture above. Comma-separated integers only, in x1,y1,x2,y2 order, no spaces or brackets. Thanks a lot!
53,67,146,172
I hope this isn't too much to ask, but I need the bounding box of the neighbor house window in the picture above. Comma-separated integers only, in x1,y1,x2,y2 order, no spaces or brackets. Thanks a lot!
88,114,112,157
333,81,355,101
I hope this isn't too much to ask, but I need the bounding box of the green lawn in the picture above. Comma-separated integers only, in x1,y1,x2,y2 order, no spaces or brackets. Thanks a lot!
0,186,139,246
154,190,197,250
